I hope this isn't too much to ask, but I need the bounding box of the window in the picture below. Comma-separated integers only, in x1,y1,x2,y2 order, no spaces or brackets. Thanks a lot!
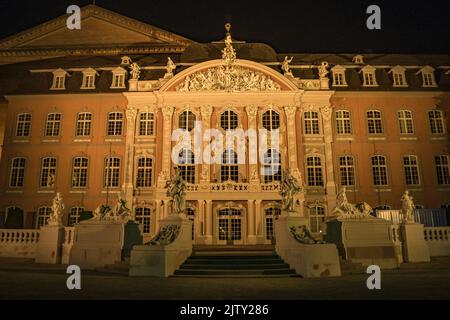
68,207,83,226
39,157,57,188
9,157,26,187
335,110,351,134
138,112,155,136
306,156,323,187
178,110,196,132
36,207,52,228
367,110,383,134
262,110,280,131
15,113,32,137
417,66,437,87
403,155,420,186
71,157,88,188
50,69,67,90
111,67,126,89
75,112,92,136
339,156,355,187
265,207,281,240
107,112,123,136
81,68,97,89
331,66,347,86
398,110,414,134
135,207,151,234
309,206,325,233
177,149,195,183
435,155,450,185
104,157,121,188
220,110,238,130
303,111,320,134
221,149,239,182
390,66,408,87
186,208,195,240
45,113,62,136
361,66,378,86
428,110,445,134
136,157,153,188
263,149,281,183
371,155,388,186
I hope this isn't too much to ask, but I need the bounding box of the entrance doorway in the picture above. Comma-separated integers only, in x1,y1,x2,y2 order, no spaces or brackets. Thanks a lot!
217,208,242,245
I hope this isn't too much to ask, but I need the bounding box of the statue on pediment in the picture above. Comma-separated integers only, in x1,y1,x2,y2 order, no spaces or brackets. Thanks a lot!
282,56,294,76
165,57,176,77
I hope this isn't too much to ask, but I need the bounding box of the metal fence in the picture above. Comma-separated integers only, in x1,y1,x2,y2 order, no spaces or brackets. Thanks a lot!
376,208,448,227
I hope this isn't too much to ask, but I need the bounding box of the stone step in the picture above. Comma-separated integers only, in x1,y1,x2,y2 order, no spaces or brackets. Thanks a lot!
173,268,297,276
184,258,284,265
180,263,290,270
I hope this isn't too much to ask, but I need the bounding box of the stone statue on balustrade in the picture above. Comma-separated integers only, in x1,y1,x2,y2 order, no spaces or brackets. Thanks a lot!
333,187,373,219
401,190,415,223
48,192,64,226
91,189,131,222
280,169,303,213
165,168,187,215
129,62,141,80
318,61,329,79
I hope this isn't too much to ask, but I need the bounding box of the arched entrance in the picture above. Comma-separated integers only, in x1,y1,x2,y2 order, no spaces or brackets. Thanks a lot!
216,207,244,245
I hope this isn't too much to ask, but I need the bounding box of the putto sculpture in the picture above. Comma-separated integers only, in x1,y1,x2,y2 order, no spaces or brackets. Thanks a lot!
48,192,64,226
401,190,415,223
165,168,187,215
280,169,302,213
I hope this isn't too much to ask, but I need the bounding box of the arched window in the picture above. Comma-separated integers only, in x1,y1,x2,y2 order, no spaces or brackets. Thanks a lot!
136,157,153,188
107,112,123,136
104,157,121,188
306,156,323,187
45,113,62,136
398,110,414,134
220,110,238,130
135,207,151,234
68,207,83,226
221,149,238,182
15,113,32,137
263,149,281,183
371,155,388,186
339,155,355,187
265,207,281,241
428,110,445,134
303,111,320,134
76,112,92,136
177,149,195,183
309,206,325,233
186,208,195,240
179,110,196,131
40,157,57,188
71,157,89,188
36,207,52,228
9,157,26,187
403,155,420,185
335,110,351,134
262,110,280,131
138,112,155,136
435,155,450,185
367,110,383,134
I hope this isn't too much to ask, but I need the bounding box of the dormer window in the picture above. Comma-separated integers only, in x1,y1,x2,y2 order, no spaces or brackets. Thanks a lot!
331,65,347,87
417,66,437,87
50,68,67,90
390,66,408,87
81,68,97,89
111,67,126,89
352,55,364,64
361,65,378,87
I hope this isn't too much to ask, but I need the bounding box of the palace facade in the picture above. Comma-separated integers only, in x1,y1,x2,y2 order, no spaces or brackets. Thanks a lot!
0,5,449,244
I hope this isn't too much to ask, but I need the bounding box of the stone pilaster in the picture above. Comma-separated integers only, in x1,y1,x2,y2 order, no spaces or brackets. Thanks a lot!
123,107,138,208
246,106,259,183
320,105,337,210
160,106,174,185
204,200,213,244
255,200,262,239
247,200,256,244
284,106,299,171
200,106,213,183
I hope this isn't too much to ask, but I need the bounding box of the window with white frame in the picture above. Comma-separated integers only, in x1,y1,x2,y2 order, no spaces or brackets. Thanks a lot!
403,155,420,186
75,112,92,136
262,110,280,131
306,156,323,187
104,157,121,188
371,155,388,186
110,67,126,89
45,113,62,136
309,205,325,233
39,157,57,188
9,157,26,187
361,66,378,86
15,113,32,137
107,112,123,136
435,155,450,185
138,112,155,136
303,111,320,134
335,110,352,134
221,149,239,182
177,149,195,183
220,110,238,130
179,110,196,132
265,207,281,240
339,155,355,187
367,110,383,134
50,69,67,90
135,207,151,234
71,157,88,188
331,66,347,86
428,110,446,134
417,66,437,87
68,207,83,226
36,207,52,228
390,66,408,87
263,149,281,183
136,157,153,188
81,68,97,89
398,110,414,134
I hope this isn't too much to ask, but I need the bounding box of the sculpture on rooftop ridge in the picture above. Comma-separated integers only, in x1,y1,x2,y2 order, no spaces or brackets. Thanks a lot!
318,61,329,79
280,169,302,212
165,57,176,77
130,62,140,80
165,168,187,215
282,56,294,76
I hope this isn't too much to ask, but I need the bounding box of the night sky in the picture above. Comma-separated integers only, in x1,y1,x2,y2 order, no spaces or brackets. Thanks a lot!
0,0,449,53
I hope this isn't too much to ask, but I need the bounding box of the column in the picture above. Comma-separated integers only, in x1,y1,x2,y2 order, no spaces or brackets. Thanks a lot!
205,200,213,244
200,106,213,183
245,106,260,183
320,105,337,210
255,200,262,241
159,106,174,187
197,200,205,239
123,107,138,208
247,200,256,244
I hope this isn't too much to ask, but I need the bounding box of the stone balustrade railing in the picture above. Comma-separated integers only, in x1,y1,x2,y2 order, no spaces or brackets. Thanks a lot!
0,229,40,244
424,227,450,257
184,182,281,193
63,227,75,246
62,227,75,264
0,229,40,258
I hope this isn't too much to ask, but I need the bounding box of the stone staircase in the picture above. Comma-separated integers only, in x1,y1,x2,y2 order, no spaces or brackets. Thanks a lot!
339,258,366,275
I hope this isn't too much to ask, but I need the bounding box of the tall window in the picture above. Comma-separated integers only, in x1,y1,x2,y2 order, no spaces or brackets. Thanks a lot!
265,207,281,241
263,149,281,183
135,207,151,234
220,110,238,130
367,110,383,134
339,156,355,187
393,72,406,86
306,156,323,187
304,111,320,134
136,157,153,188
139,112,155,136
177,149,195,183
68,207,83,226
104,157,121,188
45,113,61,136
362,67,378,86
262,110,280,131
107,112,123,136
76,112,92,136
335,110,351,134
332,71,347,86
9,157,26,187
51,69,67,90
40,157,57,188
15,113,32,137
111,73,125,88
81,69,96,89
398,110,414,134
428,110,445,134
71,157,88,187
309,206,325,233
221,149,238,182
36,207,52,228
435,155,450,185
186,208,195,240
179,110,196,131
371,155,388,186
403,155,420,186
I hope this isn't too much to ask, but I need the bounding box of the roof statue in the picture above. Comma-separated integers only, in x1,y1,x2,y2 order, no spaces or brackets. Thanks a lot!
129,62,141,80
318,61,329,78
282,56,294,76
165,57,176,78
222,23,237,65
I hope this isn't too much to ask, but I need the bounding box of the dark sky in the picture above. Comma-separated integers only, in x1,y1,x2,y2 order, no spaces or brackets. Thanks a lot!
0,0,449,53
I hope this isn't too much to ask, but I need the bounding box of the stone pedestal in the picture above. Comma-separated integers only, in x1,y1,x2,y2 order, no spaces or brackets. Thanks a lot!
129,214,193,277
69,220,142,269
274,214,341,278
35,224,64,264
401,223,430,263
